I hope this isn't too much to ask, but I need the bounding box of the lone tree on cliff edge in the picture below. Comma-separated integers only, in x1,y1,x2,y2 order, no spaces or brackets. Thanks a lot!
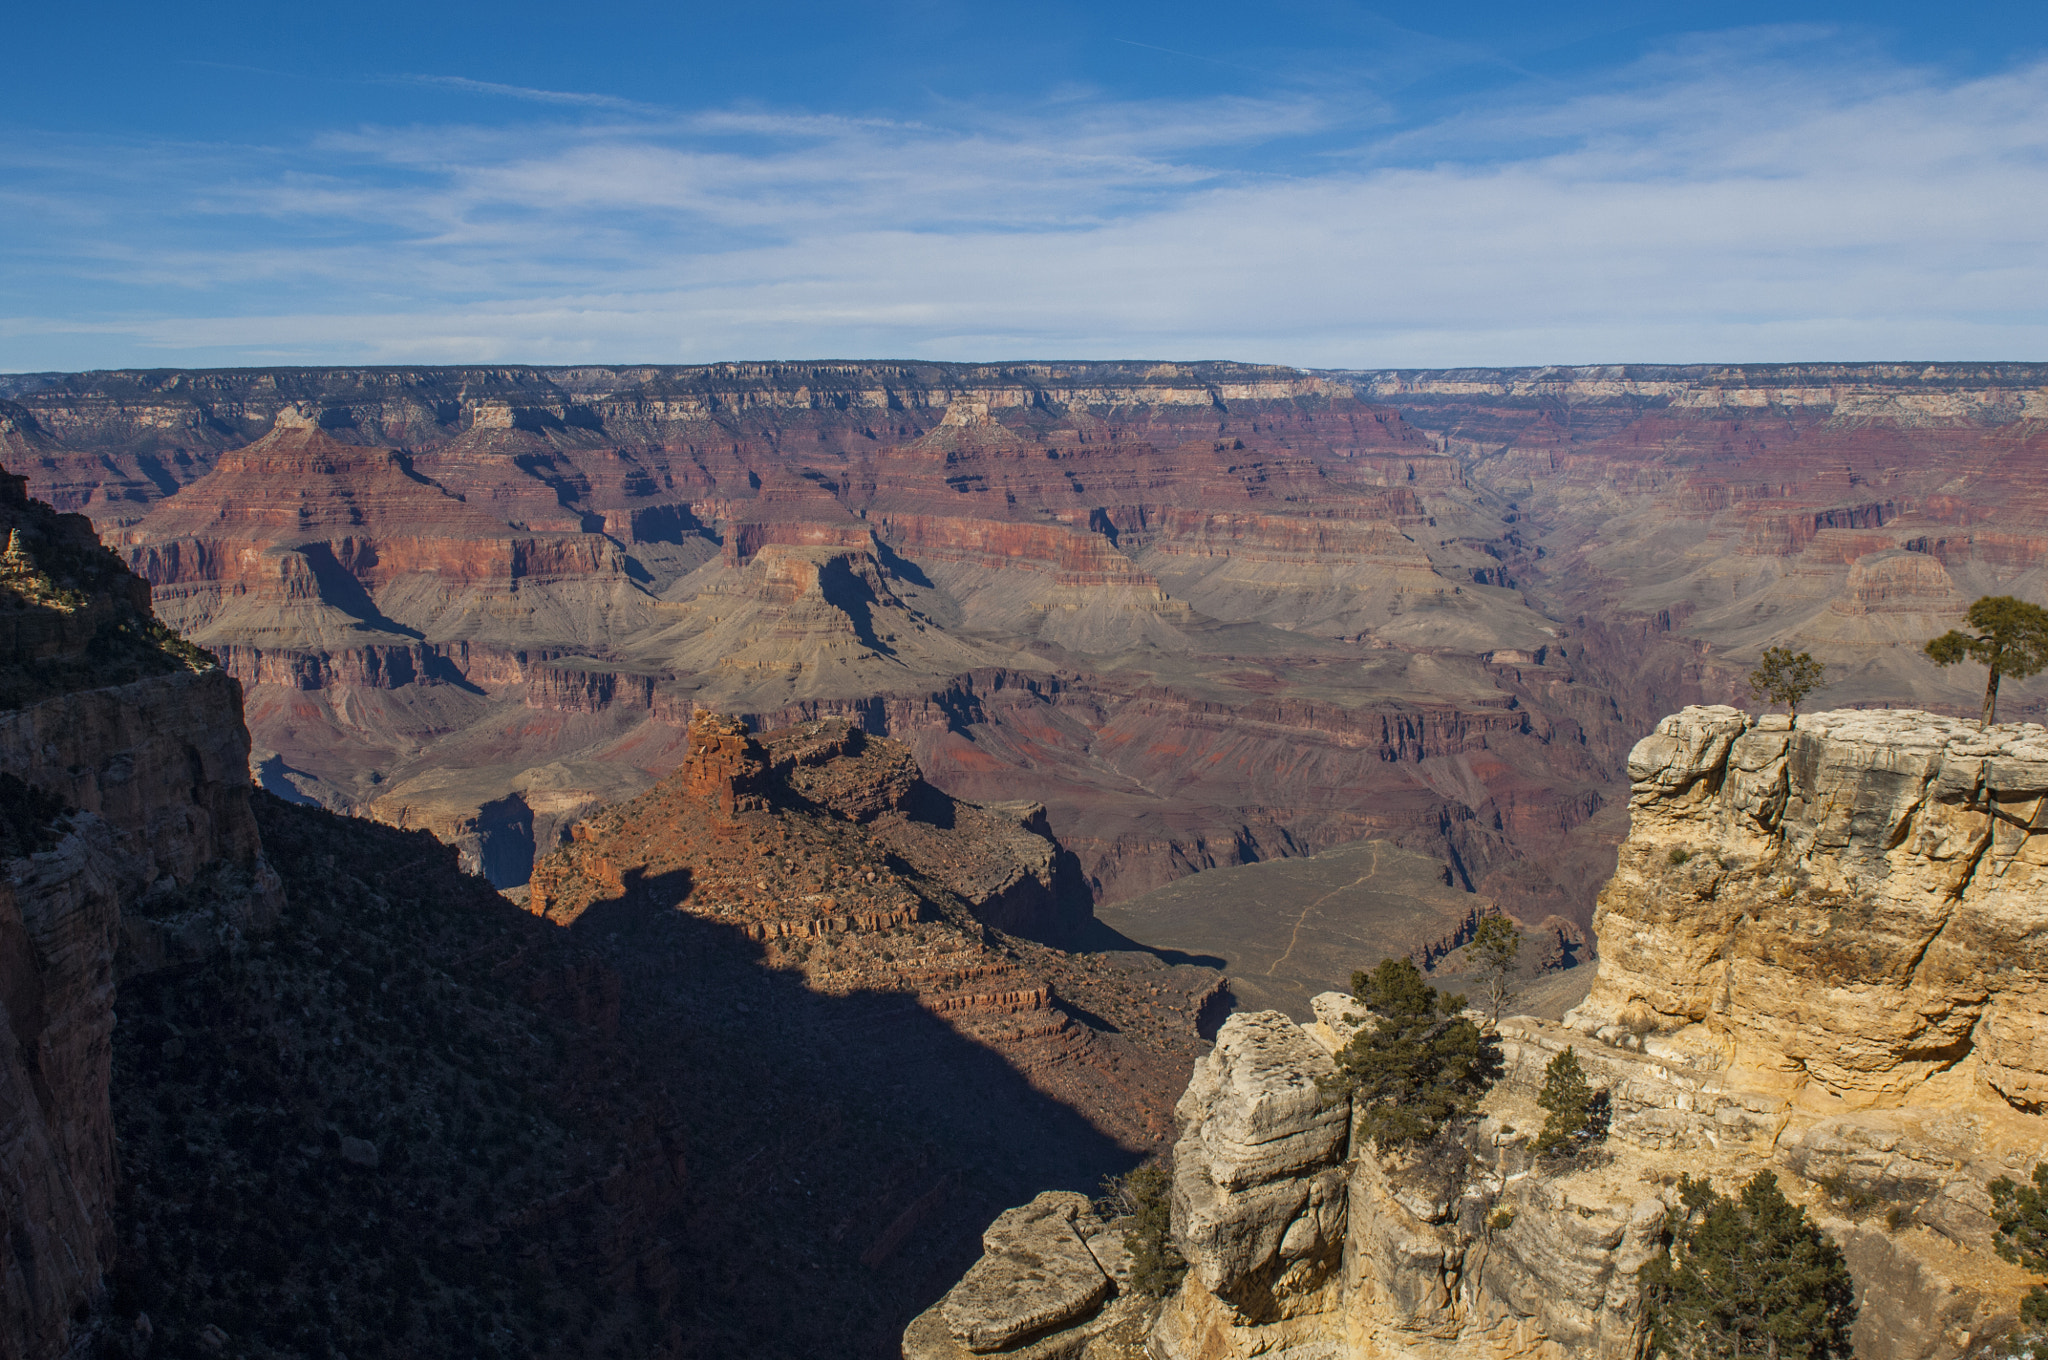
1467,913,1521,1029
1643,1170,1857,1360
1926,595,2048,727
1748,647,1829,726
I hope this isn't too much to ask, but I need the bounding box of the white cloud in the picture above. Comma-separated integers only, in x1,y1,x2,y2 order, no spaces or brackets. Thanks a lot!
3,36,2046,369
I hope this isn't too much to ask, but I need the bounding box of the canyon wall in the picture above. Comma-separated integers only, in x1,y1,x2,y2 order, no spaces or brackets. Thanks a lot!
0,467,279,1358
0,459,1228,1356
916,704,2048,1360
0,363,1630,929
6,360,2046,942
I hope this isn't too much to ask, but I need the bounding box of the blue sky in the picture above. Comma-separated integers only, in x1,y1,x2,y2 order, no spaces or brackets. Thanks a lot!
3,2,2046,371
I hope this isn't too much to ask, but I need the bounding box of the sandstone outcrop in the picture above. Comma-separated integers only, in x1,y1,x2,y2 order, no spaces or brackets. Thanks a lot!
939,1193,1115,1351
922,705,2048,1360
1169,1012,1347,1300
1575,704,2048,1108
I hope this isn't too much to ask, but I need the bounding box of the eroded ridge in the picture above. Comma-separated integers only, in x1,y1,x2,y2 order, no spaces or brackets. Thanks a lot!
525,710,1222,1152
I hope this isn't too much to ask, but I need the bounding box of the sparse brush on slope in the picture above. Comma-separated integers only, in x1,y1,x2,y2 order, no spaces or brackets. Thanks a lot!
1989,1164,2048,1332
101,797,679,1360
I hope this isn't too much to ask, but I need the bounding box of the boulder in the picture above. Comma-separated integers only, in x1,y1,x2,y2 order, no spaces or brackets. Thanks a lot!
938,1191,1113,1353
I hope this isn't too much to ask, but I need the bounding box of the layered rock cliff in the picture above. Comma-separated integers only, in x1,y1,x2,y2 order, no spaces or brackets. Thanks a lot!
917,705,2048,1360
1,362,1633,934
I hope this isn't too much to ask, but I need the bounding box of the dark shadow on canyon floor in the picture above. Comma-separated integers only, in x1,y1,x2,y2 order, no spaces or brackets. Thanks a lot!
106,795,1138,1360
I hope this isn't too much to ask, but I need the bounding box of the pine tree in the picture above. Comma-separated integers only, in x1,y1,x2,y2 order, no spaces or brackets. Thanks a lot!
1101,1164,1186,1298
1748,647,1830,726
1532,1046,1604,1156
1643,1171,1857,1360
1926,596,2048,727
1988,1163,2048,1330
1326,957,1501,1150
1468,913,1521,1028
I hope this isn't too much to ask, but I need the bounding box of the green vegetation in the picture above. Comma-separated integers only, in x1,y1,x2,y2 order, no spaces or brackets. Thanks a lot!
1926,595,2048,727
1989,1164,2048,1330
1747,647,1830,726
1643,1171,1857,1360
1099,1164,1186,1298
1669,847,1694,866
1326,957,1501,1150
1532,1047,1607,1157
1467,913,1521,1028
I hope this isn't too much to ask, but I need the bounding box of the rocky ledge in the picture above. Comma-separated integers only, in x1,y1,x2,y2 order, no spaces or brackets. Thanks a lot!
1575,704,2048,1108
914,707,2048,1360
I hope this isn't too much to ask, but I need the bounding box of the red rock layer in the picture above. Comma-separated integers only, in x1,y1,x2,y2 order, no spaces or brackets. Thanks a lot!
527,711,1213,1153
29,360,2042,931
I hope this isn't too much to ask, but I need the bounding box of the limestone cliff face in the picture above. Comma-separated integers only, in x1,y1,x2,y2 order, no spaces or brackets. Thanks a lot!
0,819,123,1360
0,670,281,973
918,706,2048,1360
1576,704,2048,1109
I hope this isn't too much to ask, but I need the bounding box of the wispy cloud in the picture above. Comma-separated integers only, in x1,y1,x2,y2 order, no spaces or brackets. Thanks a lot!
4,33,2046,369
389,74,669,115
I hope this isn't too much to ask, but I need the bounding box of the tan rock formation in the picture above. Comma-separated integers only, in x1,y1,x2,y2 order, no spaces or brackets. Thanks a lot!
923,705,2048,1360
1575,704,2048,1108
903,1191,1154,1360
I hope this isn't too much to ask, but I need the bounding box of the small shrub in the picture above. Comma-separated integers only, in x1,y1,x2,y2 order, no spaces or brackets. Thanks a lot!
1491,1208,1516,1230
1667,847,1693,866
1817,1169,1883,1217
1099,1164,1186,1297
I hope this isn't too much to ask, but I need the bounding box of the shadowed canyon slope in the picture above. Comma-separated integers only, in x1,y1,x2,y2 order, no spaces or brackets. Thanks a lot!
7,361,2046,939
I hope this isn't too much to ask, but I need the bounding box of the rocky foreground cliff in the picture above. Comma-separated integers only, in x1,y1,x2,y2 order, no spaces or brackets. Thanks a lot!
915,704,2048,1360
